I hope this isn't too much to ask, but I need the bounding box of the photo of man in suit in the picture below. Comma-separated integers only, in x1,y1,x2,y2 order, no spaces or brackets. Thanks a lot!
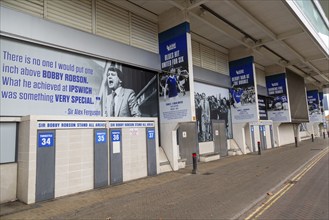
105,66,141,117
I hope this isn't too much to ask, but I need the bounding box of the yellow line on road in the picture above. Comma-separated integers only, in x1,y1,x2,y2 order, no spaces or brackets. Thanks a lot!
245,147,329,220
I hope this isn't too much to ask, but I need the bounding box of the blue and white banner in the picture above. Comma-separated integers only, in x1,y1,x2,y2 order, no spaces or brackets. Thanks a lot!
266,73,291,122
229,56,258,123
0,38,158,118
307,90,323,122
158,22,191,123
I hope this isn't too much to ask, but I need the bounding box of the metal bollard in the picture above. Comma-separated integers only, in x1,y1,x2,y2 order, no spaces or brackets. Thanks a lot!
311,134,314,142
327,131,329,138
295,137,298,147
192,153,197,174
323,132,326,139
257,141,261,155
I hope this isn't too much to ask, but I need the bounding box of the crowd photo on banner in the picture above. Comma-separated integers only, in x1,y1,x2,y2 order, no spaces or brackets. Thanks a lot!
194,82,233,142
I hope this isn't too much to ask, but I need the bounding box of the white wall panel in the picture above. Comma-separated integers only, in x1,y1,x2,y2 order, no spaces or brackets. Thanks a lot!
216,51,228,75
131,14,158,53
279,124,295,145
201,44,217,72
0,123,16,163
2,1,159,54
1,7,160,70
192,40,201,66
192,40,228,75
0,163,17,203
1,0,43,17
55,129,93,198
47,0,92,33
122,128,147,182
96,0,130,45
256,68,266,87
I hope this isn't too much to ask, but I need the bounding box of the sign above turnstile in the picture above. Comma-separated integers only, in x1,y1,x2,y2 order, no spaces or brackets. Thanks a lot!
37,121,106,129
108,122,154,128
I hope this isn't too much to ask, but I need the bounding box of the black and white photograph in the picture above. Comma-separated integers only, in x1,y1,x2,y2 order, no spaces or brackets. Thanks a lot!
99,61,158,117
194,82,233,142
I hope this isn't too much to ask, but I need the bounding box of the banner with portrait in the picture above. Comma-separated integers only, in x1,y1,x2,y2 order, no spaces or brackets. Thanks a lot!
158,22,191,123
0,37,158,117
229,56,258,123
307,90,323,122
265,73,291,122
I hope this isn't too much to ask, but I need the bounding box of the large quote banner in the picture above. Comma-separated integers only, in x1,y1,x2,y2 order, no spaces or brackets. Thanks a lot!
158,22,191,123
229,56,258,123
0,38,157,117
307,90,323,122
265,73,291,122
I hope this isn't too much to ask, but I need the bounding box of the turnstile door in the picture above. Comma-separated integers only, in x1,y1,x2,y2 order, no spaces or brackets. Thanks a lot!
259,125,267,150
270,125,274,148
36,130,55,202
146,128,157,176
94,129,109,188
178,122,198,165
110,129,123,185
212,120,227,157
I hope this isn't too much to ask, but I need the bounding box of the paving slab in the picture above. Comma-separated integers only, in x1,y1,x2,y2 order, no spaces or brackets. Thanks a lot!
1,138,328,219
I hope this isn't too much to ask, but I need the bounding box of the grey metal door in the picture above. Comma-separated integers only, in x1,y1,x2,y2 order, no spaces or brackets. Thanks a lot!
212,121,221,154
270,125,274,148
94,129,108,188
218,121,227,157
146,127,157,176
178,122,198,165
36,130,55,202
251,125,256,152
259,125,267,150
109,129,123,185
212,120,227,157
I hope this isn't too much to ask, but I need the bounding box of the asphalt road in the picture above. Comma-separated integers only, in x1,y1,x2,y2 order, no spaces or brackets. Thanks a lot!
244,149,329,220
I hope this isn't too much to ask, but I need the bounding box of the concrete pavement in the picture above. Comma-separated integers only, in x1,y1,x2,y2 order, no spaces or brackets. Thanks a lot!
1,137,328,219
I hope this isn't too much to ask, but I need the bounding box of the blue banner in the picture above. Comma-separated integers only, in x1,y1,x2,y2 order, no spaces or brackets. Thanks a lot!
266,73,287,96
307,90,319,106
265,73,290,122
229,56,258,123
158,22,191,123
229,57,254,88
307,90,322,122
159,34,188,72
